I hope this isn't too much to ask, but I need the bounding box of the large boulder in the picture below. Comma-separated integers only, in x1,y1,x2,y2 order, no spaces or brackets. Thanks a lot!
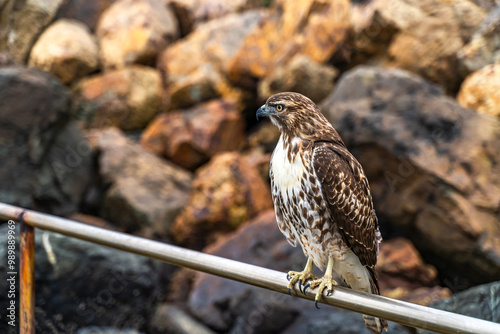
0,67,91,215
229,0,350,87
96,0,179,69
418,281,500,334
320,66,500,288
0,0,64,63
378,238,452,305
167,0,265,36
29,19,99,84
141,99,245,170
157,10,265,109
171,152,272,249
0,224,166,334
92,128,193,237
381,0,486,92
457,64,500,117
72,66,164,131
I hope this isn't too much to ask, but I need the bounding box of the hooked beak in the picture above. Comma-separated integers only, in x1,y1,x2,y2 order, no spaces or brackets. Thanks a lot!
256,105,268,121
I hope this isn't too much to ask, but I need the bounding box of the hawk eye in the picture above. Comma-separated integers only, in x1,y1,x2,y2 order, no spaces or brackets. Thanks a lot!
276,104,283,112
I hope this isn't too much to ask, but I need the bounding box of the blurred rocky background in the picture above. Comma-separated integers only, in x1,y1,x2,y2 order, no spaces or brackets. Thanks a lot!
0,0,499,333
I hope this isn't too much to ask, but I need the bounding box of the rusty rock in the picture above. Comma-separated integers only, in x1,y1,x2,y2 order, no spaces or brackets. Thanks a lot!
457,64,500,117
29,19,99,84
157,10,265,109
141,99,245,169
97,0,179,69
171,152,272,249
73,65,164,131
229,0,350,86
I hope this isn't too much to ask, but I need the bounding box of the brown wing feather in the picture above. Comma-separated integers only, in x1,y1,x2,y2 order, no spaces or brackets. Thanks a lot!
313,142,378,267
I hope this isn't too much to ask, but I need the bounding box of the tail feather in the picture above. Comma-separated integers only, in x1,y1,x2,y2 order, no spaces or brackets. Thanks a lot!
364,267,388,334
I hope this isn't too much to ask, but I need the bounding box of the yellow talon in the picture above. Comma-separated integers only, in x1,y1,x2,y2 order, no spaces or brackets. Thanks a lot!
287,258,317,295
308,257,337,308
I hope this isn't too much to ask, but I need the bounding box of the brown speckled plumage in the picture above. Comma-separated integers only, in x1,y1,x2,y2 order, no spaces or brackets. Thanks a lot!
261,92,387,334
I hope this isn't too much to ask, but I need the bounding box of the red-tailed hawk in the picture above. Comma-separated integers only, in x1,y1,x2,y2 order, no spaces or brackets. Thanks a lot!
257,92,387,334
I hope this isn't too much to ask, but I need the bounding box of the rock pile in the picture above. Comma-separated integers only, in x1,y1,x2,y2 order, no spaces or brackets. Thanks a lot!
0,0,499,333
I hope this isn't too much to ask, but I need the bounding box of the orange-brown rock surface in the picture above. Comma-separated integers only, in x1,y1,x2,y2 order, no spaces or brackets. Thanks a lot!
141,99,245,169
29,19,99,84
97,0,179,68
157,10,265,109
229,0,350,86
457,64,500,117
377,238,453,305
384,0,486,92
172,152,272,249
73,65,164,130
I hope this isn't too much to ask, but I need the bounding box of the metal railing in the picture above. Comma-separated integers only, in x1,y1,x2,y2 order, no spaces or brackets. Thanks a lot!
1,202,500,334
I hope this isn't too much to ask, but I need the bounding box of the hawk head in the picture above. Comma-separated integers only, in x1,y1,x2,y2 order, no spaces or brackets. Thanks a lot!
257,92,338,140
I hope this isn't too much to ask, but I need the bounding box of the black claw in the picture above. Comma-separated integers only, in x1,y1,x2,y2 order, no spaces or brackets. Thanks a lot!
298,279,303,293
327,290,332,296
288,288,292,296
303,284,310,295
315,300,320,309
286,273,291,281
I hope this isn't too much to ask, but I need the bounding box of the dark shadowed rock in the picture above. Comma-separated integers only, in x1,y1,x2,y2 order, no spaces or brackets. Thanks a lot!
172,153,272,249
0,224,166,334
141,99,245,170
284,301,411,334
92,128,192,237
68,213,121,231
55,0,118,31
73,66,164,131
76,327,144,334
96,0,179,69
0,67,91,215
29,19,99,84
150,303,216,334
417,281,500,334
320,66,500,288
187,211,303,331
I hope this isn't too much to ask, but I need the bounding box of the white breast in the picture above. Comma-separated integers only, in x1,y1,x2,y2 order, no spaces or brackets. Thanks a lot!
271,136,305,190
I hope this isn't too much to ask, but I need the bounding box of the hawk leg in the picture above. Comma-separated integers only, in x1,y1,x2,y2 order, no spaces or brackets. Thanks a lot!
306,256,337,308
287,257,317,295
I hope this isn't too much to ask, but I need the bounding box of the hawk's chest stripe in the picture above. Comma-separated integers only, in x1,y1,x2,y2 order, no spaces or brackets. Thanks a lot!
271,136,306,190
